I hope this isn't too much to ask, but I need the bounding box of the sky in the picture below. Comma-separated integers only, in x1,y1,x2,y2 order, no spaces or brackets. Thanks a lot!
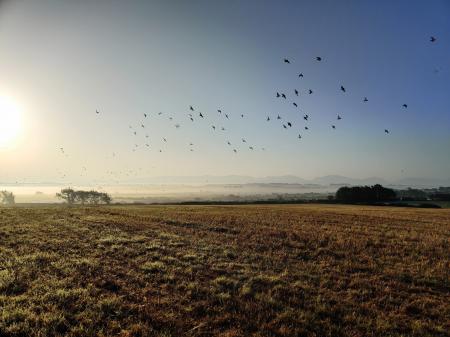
0,0,449,184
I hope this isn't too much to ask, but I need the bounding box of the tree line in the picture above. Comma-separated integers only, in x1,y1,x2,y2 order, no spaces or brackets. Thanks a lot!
335,184,396,203
56,188,112,205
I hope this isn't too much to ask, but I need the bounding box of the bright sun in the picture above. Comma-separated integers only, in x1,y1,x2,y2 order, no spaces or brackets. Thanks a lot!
0,95,22,148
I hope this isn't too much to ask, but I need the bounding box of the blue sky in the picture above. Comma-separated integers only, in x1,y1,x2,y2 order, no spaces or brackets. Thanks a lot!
0,0,449,183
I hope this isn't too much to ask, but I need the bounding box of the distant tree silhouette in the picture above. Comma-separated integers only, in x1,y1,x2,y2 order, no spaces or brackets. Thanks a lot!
336,184,396,203
56,188,76,204
0,190,15,205
430,193,450,201
56,188,112,205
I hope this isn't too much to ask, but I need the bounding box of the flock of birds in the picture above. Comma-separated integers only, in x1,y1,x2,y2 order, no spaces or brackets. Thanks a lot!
56,35,440,182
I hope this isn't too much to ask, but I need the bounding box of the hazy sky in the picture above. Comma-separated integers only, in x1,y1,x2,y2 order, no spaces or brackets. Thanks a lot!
0,0,449,183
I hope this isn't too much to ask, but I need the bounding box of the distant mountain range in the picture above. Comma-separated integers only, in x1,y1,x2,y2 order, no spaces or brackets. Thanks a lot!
103,175,450,188
2,175,450,188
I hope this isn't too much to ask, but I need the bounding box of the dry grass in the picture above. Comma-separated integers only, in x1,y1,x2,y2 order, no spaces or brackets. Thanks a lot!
0,204,449,336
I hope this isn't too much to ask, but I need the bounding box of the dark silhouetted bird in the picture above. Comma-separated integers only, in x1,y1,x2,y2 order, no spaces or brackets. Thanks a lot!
199,112,204,118
277,115,281,120
337,115,342,120
340,86,346,93
233,149,237,153
267,116,270,121
249,146,254,150
305,126,309,130
303,115,309,121
218,109,222,113
283,124,287,129
385,129,390,134
225,114,229,119
316,56,322,61
281,93,286,99
242,138,246,143
363,97,368,102
294,89,299,96
141,124,145,128
227,141,231,145
308,89,313,94
190,106,194,111
96,109,100,114
332,125,336,129
144,113,147,118
298,134,302,139
293,102,298,107
402,104,408,108
430,36,436,42
241,114,244,118
287,122,292,127
163,138,167,142
284,58,290,64
276,92,280,98
212,125,216,130
298,73,303,78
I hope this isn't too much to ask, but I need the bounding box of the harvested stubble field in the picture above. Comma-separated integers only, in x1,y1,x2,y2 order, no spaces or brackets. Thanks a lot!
0,204,449,337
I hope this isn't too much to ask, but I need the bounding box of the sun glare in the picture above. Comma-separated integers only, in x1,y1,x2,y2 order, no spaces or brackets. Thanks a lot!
0,95,22,148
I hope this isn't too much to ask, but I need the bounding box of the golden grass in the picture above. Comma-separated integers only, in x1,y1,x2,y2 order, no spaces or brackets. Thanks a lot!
0,204,449,336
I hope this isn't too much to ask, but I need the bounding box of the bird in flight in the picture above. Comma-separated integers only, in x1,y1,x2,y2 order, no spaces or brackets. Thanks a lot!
199,112,204,118
284,58,290,64
305,126,309,130
190,106,194,111
281,93,286,99
298,134,302,139
96,109,100,114
384,129,390,134
242,138,246,143
276,92,280,98
340,85,346,93
287,122,292,127
218,109,222,113
283,124,287,129
298,73,304,78
303,115,309,121
293,102,298,107
316,56,322,61
277,115,282,120
363,97,368,102
267,116,270,121
294,89,299,96
332,125,336,129
402,104,408,108
430,36,436,42
308,89,313,94
163,138,167,142
337,115,342,120
144,113,147,118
